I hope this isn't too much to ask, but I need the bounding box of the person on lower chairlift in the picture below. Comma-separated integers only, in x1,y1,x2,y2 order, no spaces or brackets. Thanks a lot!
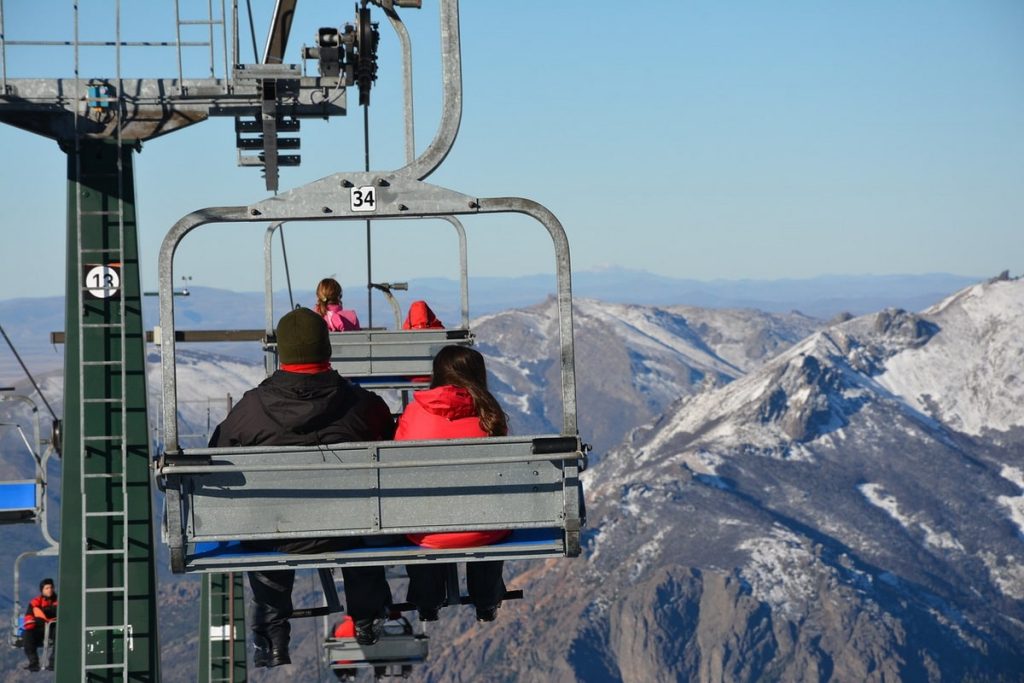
316,277,361,331
403,300,445,383
208,307,395,668
330,616,358,681
397,345,511,623
22,578,57,672
402,300,444,330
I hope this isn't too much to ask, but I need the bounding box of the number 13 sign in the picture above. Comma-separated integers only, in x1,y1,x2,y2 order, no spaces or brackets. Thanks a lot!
84,264,121,300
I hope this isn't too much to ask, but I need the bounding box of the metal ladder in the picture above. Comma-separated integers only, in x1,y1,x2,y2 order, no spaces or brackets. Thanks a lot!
200,572,246,683
173,0,230,85
74,3,131,678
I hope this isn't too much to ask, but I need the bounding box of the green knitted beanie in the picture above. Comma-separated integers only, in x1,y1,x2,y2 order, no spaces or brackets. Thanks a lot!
277,307,332,364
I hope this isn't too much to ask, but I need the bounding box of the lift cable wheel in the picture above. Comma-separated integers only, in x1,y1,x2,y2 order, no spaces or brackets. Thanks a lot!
356,2,381,108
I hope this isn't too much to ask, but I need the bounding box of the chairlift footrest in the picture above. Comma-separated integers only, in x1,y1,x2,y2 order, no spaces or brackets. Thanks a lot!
291,604,345,619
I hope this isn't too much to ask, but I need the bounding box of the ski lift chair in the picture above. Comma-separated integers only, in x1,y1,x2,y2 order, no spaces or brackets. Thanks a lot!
0,479,40,524
0,398,46,525
261,217,475,390
157,5,586,575
325,615,427,680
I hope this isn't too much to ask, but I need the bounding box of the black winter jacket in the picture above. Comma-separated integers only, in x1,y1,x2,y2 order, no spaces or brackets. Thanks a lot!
208,370,395,447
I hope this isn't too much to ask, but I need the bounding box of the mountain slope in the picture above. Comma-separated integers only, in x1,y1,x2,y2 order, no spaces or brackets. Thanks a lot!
415,277,1024,682
476,298,818,455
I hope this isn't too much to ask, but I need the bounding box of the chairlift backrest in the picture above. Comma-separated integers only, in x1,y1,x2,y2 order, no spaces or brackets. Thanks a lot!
0,403,45,525
161,434,584,573
0,480,41,524
264,328,475,387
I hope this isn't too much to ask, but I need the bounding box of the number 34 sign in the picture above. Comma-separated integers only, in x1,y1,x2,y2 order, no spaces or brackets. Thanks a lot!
350,186,377,212
84,264,121,300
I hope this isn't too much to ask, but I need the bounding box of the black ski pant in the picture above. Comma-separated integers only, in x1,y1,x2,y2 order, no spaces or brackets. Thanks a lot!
23,623,55,668
245,537,391,648
405,561,505,610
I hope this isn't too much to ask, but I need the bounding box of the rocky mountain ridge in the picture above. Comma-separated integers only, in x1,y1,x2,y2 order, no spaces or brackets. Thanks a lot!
1,278,1021,681
414,276,1024,682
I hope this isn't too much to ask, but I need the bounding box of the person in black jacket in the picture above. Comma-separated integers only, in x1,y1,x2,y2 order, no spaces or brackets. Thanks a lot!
209,307,396,668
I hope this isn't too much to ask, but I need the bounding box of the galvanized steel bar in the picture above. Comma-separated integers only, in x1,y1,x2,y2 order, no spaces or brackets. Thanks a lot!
159,207,252,452
440,216,470,327
384,6,415,163
231,0,239,75
207,0,216,77
221,0,230,81
162,452,580,475
263,222,282,336
476,198,578,435
396,0,460,181
2,40,211,47
0,0,7,93
174,0,185,85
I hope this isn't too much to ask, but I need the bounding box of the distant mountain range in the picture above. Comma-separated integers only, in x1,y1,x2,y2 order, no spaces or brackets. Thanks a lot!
0,272,1020,681
0,270,980,386
414,274,1024,682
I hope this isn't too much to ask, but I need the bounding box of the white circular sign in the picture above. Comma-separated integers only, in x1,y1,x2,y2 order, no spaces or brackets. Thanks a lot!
85,265,120,299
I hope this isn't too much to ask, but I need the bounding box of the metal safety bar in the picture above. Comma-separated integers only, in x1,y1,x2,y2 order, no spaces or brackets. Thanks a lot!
161,438,583,474
159,178,578,450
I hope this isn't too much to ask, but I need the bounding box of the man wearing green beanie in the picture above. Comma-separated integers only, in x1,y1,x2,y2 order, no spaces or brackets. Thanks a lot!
209,307,395,667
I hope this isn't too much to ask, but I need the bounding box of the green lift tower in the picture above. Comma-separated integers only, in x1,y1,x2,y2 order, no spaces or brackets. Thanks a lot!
0,1,361,678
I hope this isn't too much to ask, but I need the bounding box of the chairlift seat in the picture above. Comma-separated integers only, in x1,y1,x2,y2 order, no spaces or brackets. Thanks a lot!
325,632,429,669
265,329,474,385
0,480,40,524
160,435,584,573
184,528,565,573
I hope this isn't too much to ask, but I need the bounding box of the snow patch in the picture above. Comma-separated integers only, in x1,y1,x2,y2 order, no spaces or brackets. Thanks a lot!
981,552,1024,600
738,527,817,618
997,466,1024,540
878,279,1024,436
629,527,670,581
859,483,964,552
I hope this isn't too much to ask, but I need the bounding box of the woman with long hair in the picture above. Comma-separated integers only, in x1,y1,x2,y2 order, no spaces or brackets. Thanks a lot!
396,345,510,622
315,277,361,331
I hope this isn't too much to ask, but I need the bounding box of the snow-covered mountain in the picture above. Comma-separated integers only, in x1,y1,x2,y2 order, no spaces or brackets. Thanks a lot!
2,277,1020,681
476,298,818,455
414,276,1024,682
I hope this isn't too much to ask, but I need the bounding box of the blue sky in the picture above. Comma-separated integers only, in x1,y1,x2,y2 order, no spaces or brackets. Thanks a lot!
0,1,1022,300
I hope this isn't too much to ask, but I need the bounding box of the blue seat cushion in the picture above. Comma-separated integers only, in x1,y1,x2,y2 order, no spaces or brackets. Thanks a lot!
0,482,37,512
191,527,562,560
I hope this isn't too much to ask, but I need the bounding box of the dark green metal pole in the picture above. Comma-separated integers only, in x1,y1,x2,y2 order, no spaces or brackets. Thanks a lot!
55,138,160,681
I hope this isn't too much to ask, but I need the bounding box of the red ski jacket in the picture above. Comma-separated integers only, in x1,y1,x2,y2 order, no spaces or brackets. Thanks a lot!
333,616,355,639
395,385,511,549
24,594,57,630
402,300,444,330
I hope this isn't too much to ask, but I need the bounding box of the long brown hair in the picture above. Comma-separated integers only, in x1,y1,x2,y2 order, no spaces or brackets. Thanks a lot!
431,346,508,436
315,278,342,317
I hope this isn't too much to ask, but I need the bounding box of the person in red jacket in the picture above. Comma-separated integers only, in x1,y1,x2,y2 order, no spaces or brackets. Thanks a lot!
403,300,445,383
396,345,511,622
402,300,444,330
23,578,57,671
330,617,358,681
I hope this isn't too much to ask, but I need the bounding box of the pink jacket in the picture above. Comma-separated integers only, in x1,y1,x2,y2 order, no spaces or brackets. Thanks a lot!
323,303,361,332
